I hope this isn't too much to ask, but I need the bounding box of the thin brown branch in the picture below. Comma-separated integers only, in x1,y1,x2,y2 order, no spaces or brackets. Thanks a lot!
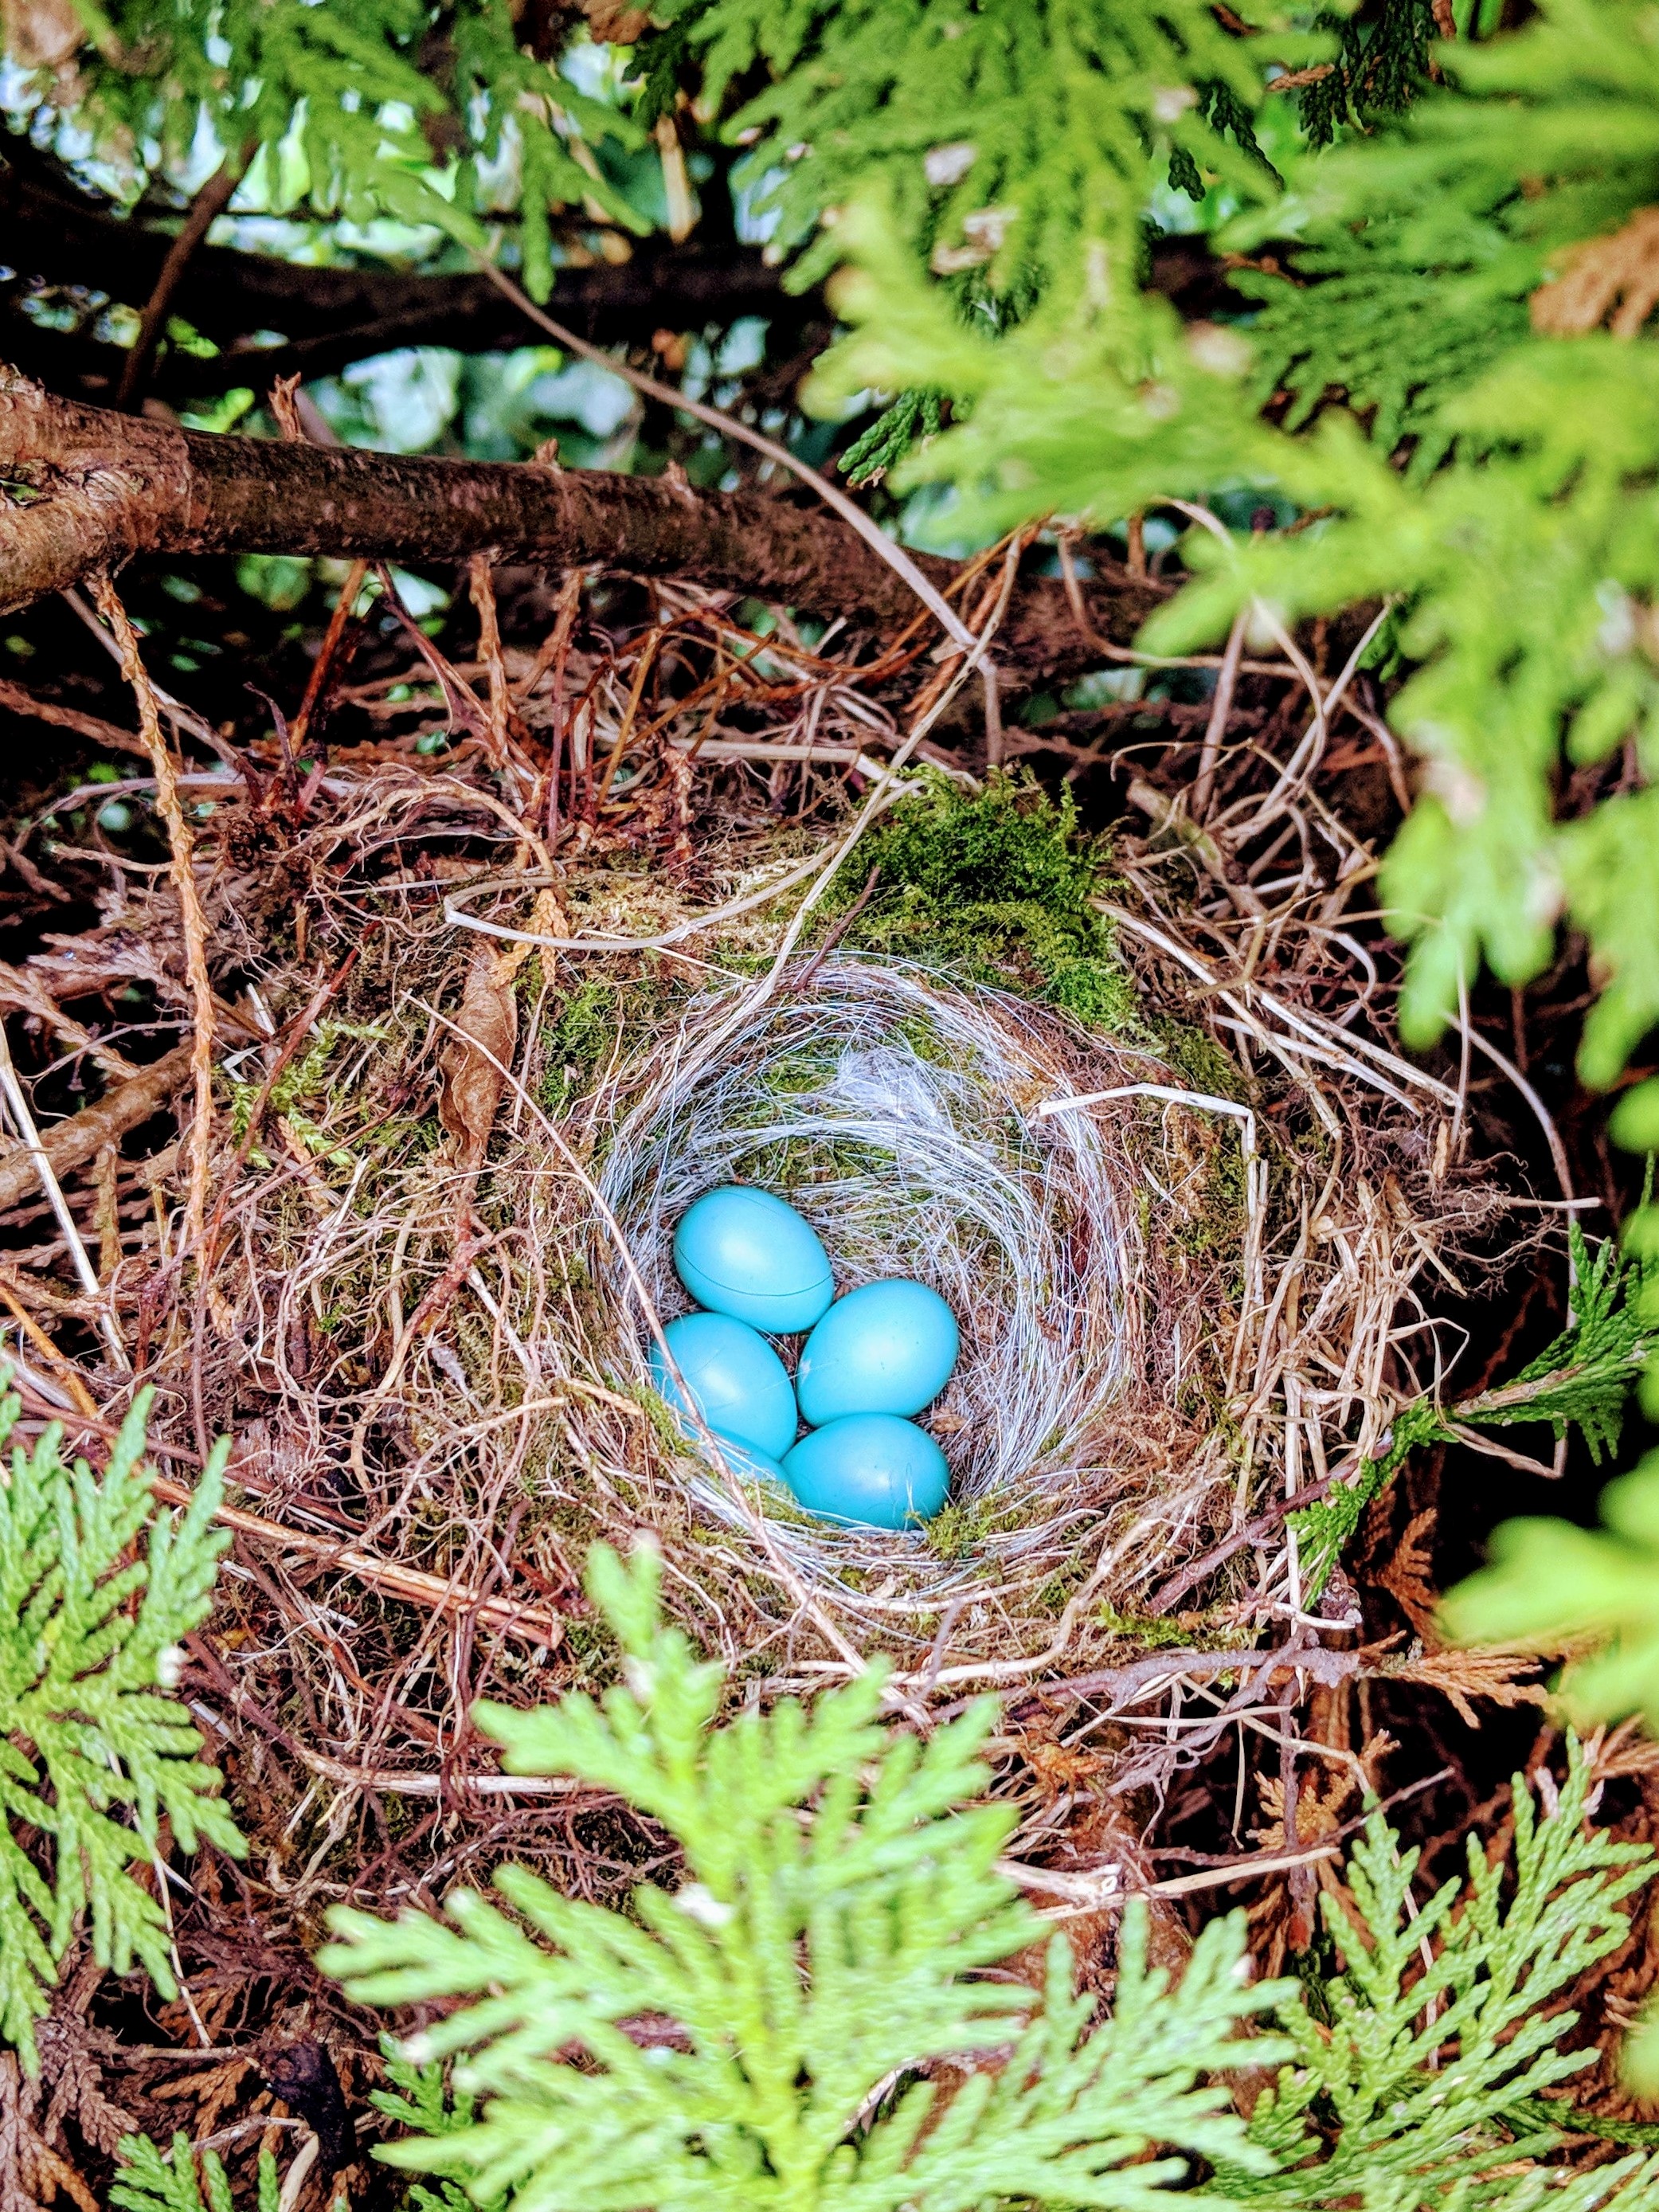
115,151,248,413
1144,1470,1341,1615
0,139,796,397
152,1474,569,1646
0,675,150,759
0,1039,194,1213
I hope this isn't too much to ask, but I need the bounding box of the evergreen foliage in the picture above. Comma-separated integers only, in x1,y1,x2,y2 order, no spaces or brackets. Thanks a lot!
1156,337,1659,1060
1443,1213,1659,1744
1235,1740,1659,2210
1445,1454,1659,1740
1296,0,1438,147
1443,1449,1659,2094
9,0,1659,1160
837,390,943,489
1243,0,1659,444
319,1552,1659,2210
807,0,1659,1139
111,2133,278,2212
323,1539,1293,2209
646,0,1296,296
9,0,648,302
0,1382,241,2072
370,2038,510,2212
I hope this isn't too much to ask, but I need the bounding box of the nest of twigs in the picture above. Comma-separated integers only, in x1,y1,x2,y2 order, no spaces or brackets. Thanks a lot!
0,563,1513,1722
125,785,1500,1705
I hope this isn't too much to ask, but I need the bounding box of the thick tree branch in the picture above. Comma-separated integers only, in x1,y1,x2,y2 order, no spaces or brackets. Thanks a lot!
1,139,794,402
0,369,1160,673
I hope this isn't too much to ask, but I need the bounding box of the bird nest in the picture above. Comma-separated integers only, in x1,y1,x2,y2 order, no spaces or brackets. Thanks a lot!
112,778,1494,1705
0,566,1508,1797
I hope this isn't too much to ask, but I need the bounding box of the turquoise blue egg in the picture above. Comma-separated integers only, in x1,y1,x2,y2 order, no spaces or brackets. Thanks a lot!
796,1279,960,1426
649,1313,797,1461
672,1186,834,1334
781,1414,949,1530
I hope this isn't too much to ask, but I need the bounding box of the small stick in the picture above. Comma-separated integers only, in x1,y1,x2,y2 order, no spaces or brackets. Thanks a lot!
115,150,247,412
92,1143,121,1280
467,554,513,769
593,627,661,811
791,863,880,992
193,1644,587,1808
539,574,576,836
62,587,240,768
289,558,368,754
1142,1468,1343,1616
981,661,1004,769
0,675,151,761
0,1281,100,1415
0,1021,128,1371
92,577,217,1259
0,1040,195,1214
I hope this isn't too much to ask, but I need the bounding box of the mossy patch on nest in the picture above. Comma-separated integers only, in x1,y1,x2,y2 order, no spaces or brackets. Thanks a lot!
820,771,1141,1031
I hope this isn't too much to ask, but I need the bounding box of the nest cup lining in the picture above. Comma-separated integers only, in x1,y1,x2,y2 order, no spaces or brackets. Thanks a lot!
597,960,1155,1570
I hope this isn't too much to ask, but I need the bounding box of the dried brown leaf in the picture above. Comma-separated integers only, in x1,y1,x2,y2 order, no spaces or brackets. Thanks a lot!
1586,1718,1659,1786
1254,1761,1352,1850
581,0,651,40
36,2018,137,2159
439,886,568,1161
0,2054,95,2212
1532,207,1659,339
268,374,307,444
1019,1735,1110,1803
439,948,518,1161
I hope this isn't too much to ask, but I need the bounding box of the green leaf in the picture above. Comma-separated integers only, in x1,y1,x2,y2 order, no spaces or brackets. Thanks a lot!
654,0,1294,296
111,2133,247,2212
1233,1742,1657,2208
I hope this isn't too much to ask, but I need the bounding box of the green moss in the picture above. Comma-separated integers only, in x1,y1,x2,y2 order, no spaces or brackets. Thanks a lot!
222,1017,388,1165
924,1495,998,1560
820,771,1138,1029
1153,1019,1254,1106
1096,1601,1216,1650
540,981,621,1110
760,1047,841,1098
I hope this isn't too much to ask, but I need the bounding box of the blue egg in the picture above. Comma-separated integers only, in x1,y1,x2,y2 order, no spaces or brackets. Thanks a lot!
782,1414,949,1530
649,1313,798,1461
673,1186,834,1335
796,1279,960,1427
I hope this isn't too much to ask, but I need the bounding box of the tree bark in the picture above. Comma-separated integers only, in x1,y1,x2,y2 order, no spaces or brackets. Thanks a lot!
0,367,1160,672
1,139,794,404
